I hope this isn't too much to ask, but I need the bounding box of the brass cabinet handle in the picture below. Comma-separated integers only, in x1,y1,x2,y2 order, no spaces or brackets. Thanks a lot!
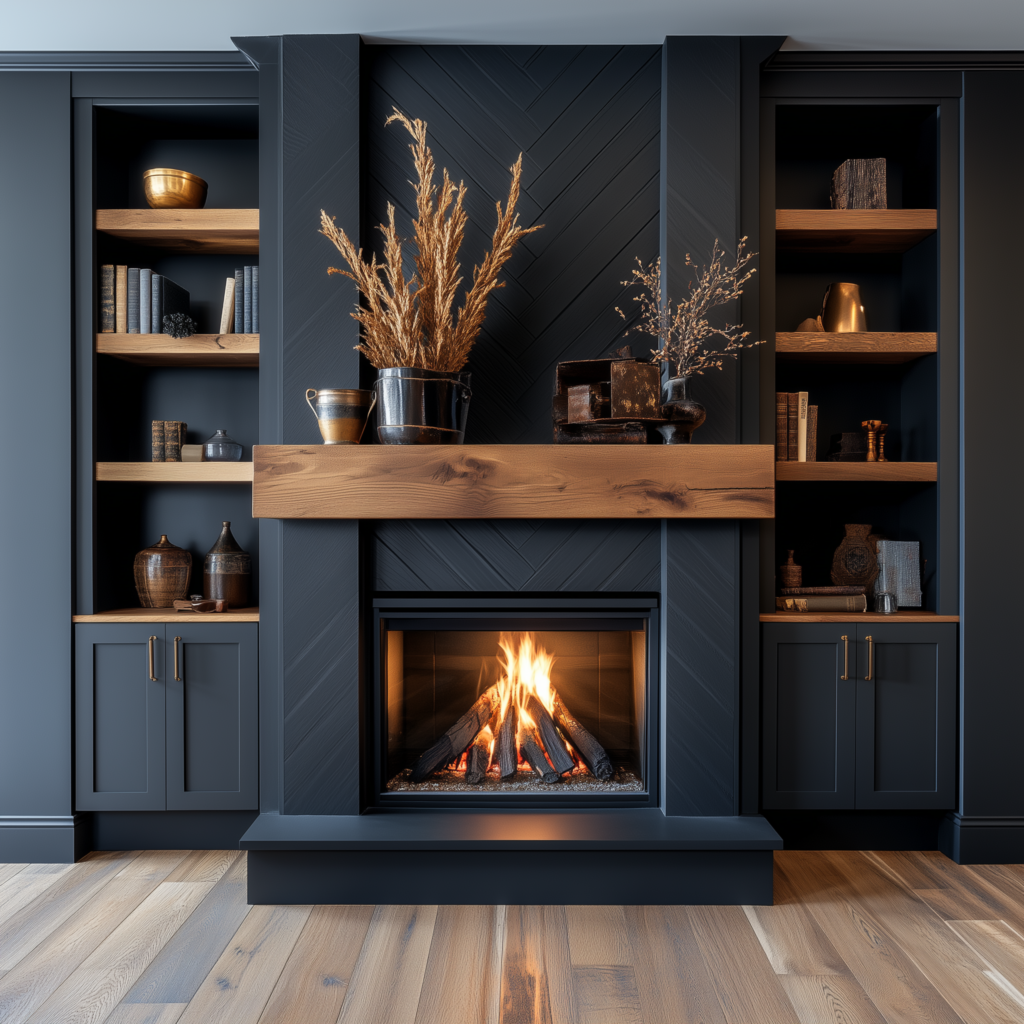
174,636,183,682
840,635,850,680
864,635,874,681
148,636,157,681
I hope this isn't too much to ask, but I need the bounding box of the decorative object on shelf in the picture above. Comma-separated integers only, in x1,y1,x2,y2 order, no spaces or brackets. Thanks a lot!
794,316,824,332
203,521,251,608
830,158,887,210
181,444,203,462
143,167,208,210
861,419,884,462
163,421,186,462
616,239,763,443
134,534,192,608
151,420,165,462
807,405,818,462
320,109,541,444
776,594,868,613
552,352,663,444
876,422,889,462
831,524,880,588
779,550,802,589
174,597,229,613
775,393,817,461
305,387,375,444
781,586,866,596
826,432,868,461
874,592,898,614
234,266,259,333
163,313,197,339
820,282,867,332
876,540,922,607
202,429,243,462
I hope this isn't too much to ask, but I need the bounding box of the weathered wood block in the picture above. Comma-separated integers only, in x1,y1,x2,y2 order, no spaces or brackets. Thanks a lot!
609,361,660,418
568,383,610,423
552,393,569,425
554,422,648,444
830,157,887,210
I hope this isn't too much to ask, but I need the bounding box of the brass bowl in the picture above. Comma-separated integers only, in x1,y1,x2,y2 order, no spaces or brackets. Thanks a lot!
143,167,208,210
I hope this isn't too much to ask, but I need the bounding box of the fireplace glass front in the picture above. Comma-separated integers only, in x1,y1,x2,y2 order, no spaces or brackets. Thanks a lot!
375,601,656,805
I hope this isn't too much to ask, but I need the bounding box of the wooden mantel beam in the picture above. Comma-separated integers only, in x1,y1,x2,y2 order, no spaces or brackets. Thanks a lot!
251,444,775,519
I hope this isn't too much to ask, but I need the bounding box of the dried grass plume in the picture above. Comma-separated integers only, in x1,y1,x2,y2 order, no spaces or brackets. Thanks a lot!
320,109,541,372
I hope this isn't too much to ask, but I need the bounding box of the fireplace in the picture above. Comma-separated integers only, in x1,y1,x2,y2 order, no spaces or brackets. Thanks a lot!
374,597,657,807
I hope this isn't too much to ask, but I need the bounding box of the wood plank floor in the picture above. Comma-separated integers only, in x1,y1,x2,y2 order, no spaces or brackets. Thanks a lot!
1,851,1024,1022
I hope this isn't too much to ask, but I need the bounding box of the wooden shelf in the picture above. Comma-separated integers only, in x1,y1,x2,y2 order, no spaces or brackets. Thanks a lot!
776,209,937,253
252,444,775,519
776,332,936,364
95,209,259,254
96,462,254,483
74,607,259,623
96,333,259,367
776,462,936,482
760,611,958,623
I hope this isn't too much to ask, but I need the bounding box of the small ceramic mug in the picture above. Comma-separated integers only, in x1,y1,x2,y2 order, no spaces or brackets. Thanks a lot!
305,388,375,444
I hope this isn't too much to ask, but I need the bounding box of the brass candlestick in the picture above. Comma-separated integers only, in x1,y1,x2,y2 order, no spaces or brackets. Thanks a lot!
861,420,883,462
877,423,889,462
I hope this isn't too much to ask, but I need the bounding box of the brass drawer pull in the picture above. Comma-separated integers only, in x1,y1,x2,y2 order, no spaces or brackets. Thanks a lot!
840,635,850,680
148,636,157,681
864,635,874,681
174,637,182,682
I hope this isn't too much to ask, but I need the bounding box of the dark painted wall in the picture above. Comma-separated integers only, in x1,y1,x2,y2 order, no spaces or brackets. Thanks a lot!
0,72,75,859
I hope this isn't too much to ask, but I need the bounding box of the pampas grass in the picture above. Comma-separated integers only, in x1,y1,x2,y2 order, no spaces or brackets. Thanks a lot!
320,109,541,372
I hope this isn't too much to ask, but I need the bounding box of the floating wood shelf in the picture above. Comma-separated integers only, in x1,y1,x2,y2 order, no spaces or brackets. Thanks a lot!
776,462,936,482
775,332,936,364
96,333,259,367
96,462,254,483
252,444,775,519
760,611,958,623
95,209,259,254
776,209,937,253
73,607,259,623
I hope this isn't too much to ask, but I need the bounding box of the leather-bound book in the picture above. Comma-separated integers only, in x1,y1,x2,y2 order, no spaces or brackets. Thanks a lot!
243,265,253,332
100,265,115,332
151,420,165,462
164,421,182,462
787,392,798,461
127,268,140,333
776,595,868,612
151,274,162,332
252,265,259,333
775,392,788,461
807,405,818,462
234,268,243,333
139,269,152,333
115,266,127,333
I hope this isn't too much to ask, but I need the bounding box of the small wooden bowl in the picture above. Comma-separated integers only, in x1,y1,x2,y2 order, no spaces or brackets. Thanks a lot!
143,167,208,209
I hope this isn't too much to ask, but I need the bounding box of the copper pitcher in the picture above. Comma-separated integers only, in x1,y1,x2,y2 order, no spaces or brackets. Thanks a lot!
820,282,867,332
305,388,375,444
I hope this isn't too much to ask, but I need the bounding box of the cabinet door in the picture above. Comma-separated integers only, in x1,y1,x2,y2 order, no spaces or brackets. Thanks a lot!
762,624,857,809
75,624,166,811
165,623,258,810
855,623,956,809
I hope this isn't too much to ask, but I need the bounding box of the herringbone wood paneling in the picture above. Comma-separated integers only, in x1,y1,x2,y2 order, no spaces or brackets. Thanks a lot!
365,45,661,443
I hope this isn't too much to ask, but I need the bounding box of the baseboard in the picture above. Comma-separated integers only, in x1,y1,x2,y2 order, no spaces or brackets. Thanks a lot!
763,810,946,851
939,813,1024,863
247,849,775,905
0,815,89,862
90,810,259,852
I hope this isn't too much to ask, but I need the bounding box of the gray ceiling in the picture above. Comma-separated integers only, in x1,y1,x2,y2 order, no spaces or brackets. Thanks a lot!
5,0,1023,53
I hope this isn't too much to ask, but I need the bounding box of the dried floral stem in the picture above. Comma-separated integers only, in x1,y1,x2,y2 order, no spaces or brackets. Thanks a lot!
320,108,541,372
616,238,763,377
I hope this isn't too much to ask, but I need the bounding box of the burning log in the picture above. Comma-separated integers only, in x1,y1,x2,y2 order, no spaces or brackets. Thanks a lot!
410,685,502,783
519,720,560,784
496,702,519,780
464,722,494,784
523,693,575,776
552,691,614,780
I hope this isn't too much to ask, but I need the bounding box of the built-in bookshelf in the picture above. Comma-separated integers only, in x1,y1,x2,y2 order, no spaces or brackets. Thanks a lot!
96,333,259,367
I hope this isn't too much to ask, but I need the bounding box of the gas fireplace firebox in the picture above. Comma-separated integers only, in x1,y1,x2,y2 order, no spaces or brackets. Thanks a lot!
374,597,657,807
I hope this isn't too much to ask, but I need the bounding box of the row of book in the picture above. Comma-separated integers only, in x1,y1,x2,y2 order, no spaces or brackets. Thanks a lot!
100,266,189,334
152,421,187,462
775,392,818,462
217,268,260,334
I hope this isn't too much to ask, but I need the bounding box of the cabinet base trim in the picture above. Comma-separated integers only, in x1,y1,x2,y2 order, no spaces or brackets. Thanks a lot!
940,812,1024,864
0,814,88,862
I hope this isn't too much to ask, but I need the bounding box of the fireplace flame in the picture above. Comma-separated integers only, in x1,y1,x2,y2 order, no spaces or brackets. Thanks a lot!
497,631,556,716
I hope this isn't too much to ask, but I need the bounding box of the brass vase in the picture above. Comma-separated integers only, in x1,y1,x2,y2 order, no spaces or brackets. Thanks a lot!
305,388,375,444
134,535,192,608
203,521,251,608
820,282,867,332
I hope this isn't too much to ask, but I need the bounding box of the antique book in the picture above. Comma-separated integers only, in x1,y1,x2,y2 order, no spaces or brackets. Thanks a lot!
219,277,235,334
115,265,128,333
807,405,818,462
776,595,868,612
234,268,244,333
252,265,259,334
99,265,115,333
775,392,788,461
787,392,798,461
781,586,866,596
151,420,165,462
797,392,809,462
163,421,185,462
830,157,887,210
139,269,152,334
151,274,162,332
127,267,140,333
243,265,253,332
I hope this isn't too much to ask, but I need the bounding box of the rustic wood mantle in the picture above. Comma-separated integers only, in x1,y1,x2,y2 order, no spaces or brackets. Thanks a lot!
251,444,775,519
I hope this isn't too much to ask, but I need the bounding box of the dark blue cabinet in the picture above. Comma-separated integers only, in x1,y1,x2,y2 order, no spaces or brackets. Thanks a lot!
76,622,258,811
762,622,956,810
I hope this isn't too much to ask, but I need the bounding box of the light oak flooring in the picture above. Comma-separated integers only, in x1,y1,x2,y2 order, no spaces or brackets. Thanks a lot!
1,850,1024,1022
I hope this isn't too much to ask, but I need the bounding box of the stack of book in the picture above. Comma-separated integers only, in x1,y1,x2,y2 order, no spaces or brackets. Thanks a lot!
776,588,868,613
775,391,818,462
100,266,189,334
218,266,260,334
152,420,187,462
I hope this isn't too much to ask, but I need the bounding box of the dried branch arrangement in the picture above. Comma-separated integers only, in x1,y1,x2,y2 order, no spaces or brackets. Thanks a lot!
616,238,763,377
320,109,541,372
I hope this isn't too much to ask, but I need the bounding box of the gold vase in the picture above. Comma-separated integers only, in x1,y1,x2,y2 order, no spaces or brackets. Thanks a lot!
820,282,867,332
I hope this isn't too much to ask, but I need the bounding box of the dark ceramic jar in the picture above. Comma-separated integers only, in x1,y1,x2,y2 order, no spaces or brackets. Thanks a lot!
655,375,706,444
134,534,192,608
202,429,243,462
203,521,251,608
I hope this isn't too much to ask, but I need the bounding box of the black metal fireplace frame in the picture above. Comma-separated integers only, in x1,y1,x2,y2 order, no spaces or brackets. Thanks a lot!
371,595,661,810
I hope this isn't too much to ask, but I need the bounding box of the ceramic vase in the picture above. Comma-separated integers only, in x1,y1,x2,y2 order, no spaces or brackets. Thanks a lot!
134,534,192,608
656,375,706,444
203,521,251,608
831,524,880,588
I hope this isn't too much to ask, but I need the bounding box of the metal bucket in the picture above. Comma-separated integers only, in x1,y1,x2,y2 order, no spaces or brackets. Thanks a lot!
375,367,472,444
